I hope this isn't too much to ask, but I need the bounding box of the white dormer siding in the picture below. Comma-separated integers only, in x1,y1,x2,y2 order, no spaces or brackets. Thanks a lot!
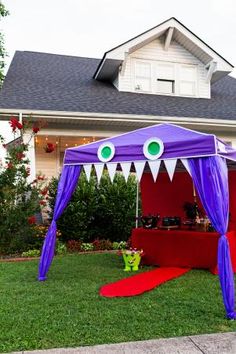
116,38,210,99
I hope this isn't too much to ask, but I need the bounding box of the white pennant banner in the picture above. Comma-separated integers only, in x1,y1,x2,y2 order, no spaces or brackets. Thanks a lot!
106,163,117,183
120,162,131,182
83,164,92,181
134,161,146,182
181,158,191,176
148,160,161,182
94,163,104,184
164,159,177,181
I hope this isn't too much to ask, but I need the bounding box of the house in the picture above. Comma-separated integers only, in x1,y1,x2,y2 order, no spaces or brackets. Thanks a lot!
0,17,235,181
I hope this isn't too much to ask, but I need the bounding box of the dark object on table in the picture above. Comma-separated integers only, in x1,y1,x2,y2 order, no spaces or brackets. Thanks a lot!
162,216,181,227
141,214,160,229
207,223,215,232
183,201,200,220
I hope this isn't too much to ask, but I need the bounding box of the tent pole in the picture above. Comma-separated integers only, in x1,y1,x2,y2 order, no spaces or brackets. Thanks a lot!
135,181,139,228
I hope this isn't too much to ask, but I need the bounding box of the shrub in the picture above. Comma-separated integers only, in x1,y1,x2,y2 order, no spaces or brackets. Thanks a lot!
112,241,127,250
48,172,138,243
56,240,67,255
67,240,82,253
21,249,40,257
0,117,48,254
92,239,113,251
80,243,94,252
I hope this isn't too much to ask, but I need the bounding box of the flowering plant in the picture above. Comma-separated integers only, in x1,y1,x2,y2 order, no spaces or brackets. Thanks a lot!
119,248,144,256
0,116,49,254
34,225,61,238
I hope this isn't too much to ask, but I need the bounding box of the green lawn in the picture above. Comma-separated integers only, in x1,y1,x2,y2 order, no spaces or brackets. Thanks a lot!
1,253,236,353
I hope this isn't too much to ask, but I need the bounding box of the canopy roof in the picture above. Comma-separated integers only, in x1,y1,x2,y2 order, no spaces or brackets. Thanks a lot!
64,123,236,166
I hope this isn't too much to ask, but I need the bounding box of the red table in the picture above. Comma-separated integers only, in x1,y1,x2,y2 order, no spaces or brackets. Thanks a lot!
131,228,236,273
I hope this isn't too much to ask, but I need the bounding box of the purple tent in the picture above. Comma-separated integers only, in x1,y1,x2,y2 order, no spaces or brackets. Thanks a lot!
38,123,236,319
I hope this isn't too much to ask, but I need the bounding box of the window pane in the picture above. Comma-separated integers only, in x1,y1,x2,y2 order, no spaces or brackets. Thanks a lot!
179,81,196,96
135,62,151,77
135,77,151,92
157,63,175,80
157,80,174,94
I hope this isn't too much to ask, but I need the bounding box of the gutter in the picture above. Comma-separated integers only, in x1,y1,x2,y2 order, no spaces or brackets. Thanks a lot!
0,108,236,129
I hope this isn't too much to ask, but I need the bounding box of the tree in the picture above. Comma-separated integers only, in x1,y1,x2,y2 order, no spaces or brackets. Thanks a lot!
0,2,9,86
0,117,48,254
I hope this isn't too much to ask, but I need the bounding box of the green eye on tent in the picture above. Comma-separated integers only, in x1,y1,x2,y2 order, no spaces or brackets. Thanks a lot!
97,142,115,162
143,138,164,160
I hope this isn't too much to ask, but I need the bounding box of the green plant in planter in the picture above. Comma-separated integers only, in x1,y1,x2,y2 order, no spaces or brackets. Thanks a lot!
121,249,143,271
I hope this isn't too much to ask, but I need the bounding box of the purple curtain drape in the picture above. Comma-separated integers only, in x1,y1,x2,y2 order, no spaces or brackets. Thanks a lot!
189,156,236,319
38,165,81,281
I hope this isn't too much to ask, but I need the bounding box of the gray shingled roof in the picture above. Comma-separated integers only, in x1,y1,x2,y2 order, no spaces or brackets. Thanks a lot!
0,50,236,120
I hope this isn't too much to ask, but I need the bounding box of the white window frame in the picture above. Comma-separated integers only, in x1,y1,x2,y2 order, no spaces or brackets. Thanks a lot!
131,58,198,98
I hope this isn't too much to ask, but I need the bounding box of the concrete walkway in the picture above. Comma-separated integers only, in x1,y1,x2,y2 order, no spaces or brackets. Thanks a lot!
10,332,236,354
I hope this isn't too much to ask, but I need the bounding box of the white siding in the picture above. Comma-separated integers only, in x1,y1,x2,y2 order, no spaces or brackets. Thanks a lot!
117,38,210,99
112,76,119,89
35,145,59,180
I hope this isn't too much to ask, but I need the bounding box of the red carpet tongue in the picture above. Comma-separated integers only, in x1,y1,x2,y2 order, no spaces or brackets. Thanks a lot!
100,267,190,297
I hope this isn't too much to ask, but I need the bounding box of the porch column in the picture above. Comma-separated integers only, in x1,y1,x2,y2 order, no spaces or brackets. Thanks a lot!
23,131,36,183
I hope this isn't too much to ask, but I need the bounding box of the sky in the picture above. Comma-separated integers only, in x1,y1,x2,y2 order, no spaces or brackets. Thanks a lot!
0,0,236,150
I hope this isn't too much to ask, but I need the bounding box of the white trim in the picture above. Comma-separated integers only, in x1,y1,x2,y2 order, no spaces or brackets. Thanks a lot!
164,27,174,51
1,109,236,129
120,52,128,76
97,18,233,80
217,154,236,162
19,112,23,124
206,61,217,83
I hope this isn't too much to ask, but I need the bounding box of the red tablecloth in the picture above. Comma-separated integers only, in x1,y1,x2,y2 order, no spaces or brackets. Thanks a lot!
131,228,236,273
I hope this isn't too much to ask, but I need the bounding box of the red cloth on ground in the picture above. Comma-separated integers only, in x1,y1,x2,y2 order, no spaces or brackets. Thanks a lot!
131,228,236,273
100,267,190,297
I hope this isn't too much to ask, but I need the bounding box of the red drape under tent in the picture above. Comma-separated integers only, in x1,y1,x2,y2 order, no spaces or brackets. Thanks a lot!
38,123,236,319
131,170,236,273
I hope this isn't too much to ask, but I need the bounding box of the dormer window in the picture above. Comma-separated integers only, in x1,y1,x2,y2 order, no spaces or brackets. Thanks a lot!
133,59,197,97
94,17,234,100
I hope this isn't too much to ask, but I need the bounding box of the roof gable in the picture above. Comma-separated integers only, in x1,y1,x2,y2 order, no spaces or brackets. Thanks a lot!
94,17,233,82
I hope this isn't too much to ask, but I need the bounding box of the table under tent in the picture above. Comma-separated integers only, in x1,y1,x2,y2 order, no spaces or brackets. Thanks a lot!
38,123,236,320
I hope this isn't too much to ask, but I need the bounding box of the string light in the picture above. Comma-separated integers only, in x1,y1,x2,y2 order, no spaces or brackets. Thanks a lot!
45,137,48,141
65,143,68,147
